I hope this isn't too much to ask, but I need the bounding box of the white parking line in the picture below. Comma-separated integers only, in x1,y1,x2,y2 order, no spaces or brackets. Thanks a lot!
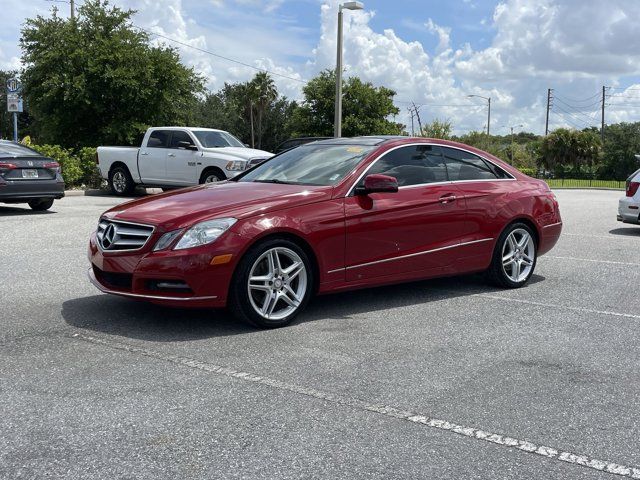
475,294,640,320
562,233,640,240
545,255,640,267
72,332,640,478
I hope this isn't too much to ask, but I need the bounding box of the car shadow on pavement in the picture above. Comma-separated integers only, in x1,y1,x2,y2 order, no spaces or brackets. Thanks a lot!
62,273,545,342
609,227,640,237
0,206,56,216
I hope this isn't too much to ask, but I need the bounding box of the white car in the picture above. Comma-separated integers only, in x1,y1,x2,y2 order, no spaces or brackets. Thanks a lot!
618,167,640,225
96,127,273,195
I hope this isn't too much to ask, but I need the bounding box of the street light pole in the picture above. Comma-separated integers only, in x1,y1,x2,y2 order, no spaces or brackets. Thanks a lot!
334,1,363,138
468,94,491,137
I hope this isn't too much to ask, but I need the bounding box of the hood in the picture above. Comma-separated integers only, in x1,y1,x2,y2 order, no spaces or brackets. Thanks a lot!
104,181,332,231
201,146,273,160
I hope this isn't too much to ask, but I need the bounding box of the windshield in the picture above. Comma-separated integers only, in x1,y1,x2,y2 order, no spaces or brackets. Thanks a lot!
193,130,245,148
238,144,376,186
0,142,41,157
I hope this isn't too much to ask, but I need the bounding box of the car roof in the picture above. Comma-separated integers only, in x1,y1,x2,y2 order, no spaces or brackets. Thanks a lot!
312,136,405,146
151,127,226,133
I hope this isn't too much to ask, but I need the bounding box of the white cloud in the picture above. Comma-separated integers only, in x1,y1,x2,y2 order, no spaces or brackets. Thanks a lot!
2,0,640,134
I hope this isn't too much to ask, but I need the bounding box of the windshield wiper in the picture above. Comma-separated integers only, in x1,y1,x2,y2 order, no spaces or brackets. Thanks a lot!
253,179,299,185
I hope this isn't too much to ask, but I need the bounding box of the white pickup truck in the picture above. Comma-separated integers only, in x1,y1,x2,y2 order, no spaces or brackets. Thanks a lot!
96,127,273,195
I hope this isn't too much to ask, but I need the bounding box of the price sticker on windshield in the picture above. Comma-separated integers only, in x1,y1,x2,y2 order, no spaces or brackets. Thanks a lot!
346,146,365,153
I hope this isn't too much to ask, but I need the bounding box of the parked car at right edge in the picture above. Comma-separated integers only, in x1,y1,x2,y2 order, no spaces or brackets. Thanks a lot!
618,167,640,225
96,127,273,195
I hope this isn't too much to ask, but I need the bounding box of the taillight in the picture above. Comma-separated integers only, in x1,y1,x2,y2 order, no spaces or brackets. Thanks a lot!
44,161,61,174
626,181,639,197
0,162,17,170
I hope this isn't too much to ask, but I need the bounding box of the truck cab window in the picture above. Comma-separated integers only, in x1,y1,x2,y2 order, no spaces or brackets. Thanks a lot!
147,130,170,148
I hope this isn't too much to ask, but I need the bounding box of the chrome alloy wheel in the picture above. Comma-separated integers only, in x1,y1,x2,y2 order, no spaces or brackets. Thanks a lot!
501,228,535,283
112,171,127,193
247,247,307,321
204,174,221,183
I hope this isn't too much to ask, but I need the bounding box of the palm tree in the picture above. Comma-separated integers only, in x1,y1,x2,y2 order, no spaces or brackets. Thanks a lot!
249,72,277,149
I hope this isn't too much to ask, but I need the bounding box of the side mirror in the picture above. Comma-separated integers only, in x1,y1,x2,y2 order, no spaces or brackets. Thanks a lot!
244,143,250,148
177,141,198,151
355,174,399,195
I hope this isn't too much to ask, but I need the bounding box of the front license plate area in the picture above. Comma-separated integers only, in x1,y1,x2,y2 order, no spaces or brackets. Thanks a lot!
22,169,38,179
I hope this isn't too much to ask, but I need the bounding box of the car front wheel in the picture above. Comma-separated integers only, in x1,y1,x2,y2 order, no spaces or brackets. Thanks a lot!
229,239,313,328
487,223,537,288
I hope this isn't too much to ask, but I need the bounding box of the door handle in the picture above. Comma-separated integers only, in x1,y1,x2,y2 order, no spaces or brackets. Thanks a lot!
168,153,176,157
140,152,149,156
439,194,457,204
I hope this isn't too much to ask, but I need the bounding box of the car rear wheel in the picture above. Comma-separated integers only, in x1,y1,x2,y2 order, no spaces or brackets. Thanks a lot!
109,166,135,195
487,223,537,288
28,199,54,211
228,239,314,328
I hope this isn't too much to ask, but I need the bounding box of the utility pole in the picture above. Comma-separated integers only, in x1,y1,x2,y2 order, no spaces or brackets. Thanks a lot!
487,97,491,137
411,102,423,136
408,107,415,136
601,85,606,143
545,88,553,135
70,0,75,19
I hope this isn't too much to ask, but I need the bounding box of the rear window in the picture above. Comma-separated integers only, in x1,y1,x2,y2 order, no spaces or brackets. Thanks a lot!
628,168,640,181
0,142,41,157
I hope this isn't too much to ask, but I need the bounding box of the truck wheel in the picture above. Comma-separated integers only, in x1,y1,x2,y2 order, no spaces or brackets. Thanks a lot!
28,199,54,211
109,166,135,195
199,169,226,184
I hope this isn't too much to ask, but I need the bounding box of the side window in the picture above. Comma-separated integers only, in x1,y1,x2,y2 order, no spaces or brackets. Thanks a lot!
146,130,170,148
442,147,498,181
169,131,195,149
362,145,447,187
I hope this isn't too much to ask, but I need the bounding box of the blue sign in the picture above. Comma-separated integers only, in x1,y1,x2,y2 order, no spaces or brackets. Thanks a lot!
6,78,20,94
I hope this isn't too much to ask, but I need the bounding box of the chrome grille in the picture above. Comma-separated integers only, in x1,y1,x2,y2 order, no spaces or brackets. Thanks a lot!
96,219,154,252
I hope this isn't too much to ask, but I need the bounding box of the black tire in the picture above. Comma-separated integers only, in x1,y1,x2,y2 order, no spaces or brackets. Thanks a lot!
486,222,537,288
109,166,135,195
199,169,226,184
28,199,54,211
228,238,315,328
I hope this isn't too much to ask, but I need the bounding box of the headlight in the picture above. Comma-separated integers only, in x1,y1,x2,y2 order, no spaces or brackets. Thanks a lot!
153,229,183,251
226,161,247,171
174,218,237,250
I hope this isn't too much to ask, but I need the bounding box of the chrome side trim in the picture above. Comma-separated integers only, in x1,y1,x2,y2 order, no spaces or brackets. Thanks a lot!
327,238,494,274
88,268,218,302
542,221,563,229
346,143,515,196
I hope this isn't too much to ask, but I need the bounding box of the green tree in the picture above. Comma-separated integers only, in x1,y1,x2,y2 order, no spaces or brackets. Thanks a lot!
600,122,640,180
249,72,277,149
540,128,601,174
195,75,297,152
292,69,402,137
421,118,452,139
20,0,204,147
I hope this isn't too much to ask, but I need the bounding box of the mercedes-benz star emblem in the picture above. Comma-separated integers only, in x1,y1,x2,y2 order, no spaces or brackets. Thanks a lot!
102,224,117,249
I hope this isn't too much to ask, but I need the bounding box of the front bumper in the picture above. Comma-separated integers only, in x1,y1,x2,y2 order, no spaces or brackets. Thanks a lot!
0,177,65,201
618,197,640,224
87,230,245,308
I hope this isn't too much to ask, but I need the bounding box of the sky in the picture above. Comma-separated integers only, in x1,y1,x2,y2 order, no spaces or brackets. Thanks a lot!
2,0,640,135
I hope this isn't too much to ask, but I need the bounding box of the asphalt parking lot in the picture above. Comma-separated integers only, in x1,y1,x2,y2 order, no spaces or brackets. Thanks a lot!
2,189,640,479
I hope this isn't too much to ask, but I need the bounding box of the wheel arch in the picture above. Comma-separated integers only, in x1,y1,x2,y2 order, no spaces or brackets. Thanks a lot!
109,161,131,176
199,166,227,183
231,230,321,294
501,216,540,247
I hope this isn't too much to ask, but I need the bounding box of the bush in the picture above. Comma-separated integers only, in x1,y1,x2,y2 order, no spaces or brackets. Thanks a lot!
518,167,536,176
28,143,101,188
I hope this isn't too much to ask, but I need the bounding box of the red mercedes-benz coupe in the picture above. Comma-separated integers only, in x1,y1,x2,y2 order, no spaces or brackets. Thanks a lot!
88,137,562,327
